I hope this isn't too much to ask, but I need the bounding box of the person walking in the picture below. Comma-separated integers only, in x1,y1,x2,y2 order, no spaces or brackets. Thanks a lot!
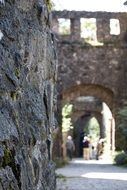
66,136,75,160
96,138,104,160
82,136,90,160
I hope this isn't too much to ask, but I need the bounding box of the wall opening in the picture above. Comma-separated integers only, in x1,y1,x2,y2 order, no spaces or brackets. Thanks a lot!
110,19,120,35
80,18,103,46
80,18,97,45
58,18,71,35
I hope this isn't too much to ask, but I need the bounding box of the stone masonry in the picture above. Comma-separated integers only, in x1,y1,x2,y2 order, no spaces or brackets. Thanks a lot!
52,10,127,153
52,11,127,112
0,0,57,189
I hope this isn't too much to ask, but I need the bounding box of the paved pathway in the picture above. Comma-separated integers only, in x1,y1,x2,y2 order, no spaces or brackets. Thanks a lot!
56,158,127,190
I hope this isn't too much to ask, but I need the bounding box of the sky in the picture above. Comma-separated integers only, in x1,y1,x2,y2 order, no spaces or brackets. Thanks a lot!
52,0,127,12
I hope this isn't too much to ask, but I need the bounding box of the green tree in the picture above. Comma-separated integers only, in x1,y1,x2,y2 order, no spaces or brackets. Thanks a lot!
86,117,100,141
62,104,73,132
116,101,127,151
80,18,97,43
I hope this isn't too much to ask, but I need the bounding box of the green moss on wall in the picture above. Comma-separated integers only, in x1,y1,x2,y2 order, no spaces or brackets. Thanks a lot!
45,0,54,11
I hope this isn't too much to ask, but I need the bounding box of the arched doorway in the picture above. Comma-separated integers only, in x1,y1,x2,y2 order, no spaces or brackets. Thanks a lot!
60,84,115,160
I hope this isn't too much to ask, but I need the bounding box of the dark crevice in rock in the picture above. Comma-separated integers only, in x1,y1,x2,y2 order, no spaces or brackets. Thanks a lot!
43,91,49,120
0,142,21,189
5,73,17,87
14,53,22,66
28,135,36,147
37,5,43,21
32,157,39,186
46,138,51,160
6,0,15,5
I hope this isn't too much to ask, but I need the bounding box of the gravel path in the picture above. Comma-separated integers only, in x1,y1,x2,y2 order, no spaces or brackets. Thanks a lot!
56,158,127,190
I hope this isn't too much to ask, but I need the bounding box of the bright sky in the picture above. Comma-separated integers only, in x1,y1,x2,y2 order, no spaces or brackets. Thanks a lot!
52,0,127,12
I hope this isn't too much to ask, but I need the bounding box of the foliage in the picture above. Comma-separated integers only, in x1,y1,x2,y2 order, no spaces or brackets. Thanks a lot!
81,18,96,43
114,151,127,166
116,101,127,151
62,104,73,117
56,173,66,179
45,0,54,11
85,117,100,141
80,18,103,46
62,104,73,132
58,19,70,35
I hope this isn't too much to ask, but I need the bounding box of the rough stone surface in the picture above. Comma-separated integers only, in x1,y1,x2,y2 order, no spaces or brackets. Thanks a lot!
52,11,127,152
0,0,57,189
52,10,127,109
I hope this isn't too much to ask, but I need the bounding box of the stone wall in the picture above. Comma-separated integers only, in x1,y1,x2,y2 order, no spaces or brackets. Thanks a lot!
52,10,127,110
0,0,57,189
52,10,127,154
52,11,127,43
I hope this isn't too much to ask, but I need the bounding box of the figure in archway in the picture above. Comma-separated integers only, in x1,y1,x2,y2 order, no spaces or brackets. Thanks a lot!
66,135,75,160
96,138,104,160
82,136,90,160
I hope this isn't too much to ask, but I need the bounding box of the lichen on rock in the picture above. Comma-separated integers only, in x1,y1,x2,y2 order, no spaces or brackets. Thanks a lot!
0,0,57,189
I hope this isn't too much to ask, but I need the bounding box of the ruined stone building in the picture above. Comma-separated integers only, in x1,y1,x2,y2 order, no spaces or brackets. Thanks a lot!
0,0,57,189
52,10,127,157
0,0,127,188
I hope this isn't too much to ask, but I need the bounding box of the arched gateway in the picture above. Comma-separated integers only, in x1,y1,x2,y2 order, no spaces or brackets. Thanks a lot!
52,10,127,159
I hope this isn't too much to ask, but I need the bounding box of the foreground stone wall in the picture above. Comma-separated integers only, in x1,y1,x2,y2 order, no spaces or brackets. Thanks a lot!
0,0,57,189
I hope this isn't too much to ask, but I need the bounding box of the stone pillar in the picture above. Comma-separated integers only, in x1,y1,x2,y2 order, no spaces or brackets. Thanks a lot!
119,15,127,42
97,18,110,43
111,117,115,153
100,116,106,138
62,132,68,159
71,18,81,41
52,18,59,33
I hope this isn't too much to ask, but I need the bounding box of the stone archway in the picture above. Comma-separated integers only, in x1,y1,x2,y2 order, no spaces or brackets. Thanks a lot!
60,84,115,159
62,84,114,111
73,112,101,157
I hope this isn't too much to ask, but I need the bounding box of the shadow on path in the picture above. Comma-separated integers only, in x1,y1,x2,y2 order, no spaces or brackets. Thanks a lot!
56,158,127,190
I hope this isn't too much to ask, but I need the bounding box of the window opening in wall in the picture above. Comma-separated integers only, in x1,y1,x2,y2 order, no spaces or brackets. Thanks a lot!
80,18,99,45
58,18,71,35
110,19,120,35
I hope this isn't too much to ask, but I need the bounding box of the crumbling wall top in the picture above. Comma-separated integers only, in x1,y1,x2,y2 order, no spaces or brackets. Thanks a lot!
52,10,127,19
